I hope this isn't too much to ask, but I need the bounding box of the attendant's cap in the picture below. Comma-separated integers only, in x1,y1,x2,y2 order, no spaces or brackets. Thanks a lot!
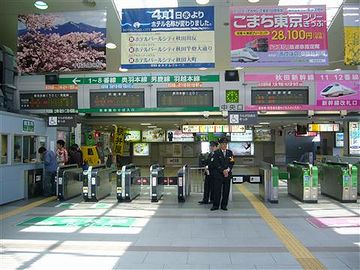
218,137,229,143
209,141,218,147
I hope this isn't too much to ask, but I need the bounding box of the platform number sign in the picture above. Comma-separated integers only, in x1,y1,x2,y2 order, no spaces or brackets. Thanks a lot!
226,90,239,103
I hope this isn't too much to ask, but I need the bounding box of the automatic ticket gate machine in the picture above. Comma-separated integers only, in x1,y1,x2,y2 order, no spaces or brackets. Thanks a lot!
56,164,83,201
318,161,357,202
259,162,279,203
178,165,191,202
150,164,165,202
116,164,141,202
82,164,114,202
287,161,318,203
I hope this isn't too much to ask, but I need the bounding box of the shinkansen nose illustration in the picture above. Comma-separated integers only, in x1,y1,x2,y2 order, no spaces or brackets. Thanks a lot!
56,164,83,201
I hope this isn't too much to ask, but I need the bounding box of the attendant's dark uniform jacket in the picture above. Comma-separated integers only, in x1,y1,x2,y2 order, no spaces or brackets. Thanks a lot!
209,149,235,208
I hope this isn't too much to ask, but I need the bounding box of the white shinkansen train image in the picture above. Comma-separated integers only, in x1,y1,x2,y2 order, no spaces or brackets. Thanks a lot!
320,83,357,98
231,48,260,62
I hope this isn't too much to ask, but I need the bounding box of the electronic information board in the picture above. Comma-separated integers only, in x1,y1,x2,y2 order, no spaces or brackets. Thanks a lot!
20,92,78,110
90,91,144,108
251,87,308,105
157,88,213,107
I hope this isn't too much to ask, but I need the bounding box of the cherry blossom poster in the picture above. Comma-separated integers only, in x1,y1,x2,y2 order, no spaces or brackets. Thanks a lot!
17,11,107,73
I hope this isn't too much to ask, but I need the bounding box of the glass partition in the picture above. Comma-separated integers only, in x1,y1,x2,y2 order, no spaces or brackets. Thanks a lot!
13,135,22,163
1,134,9,164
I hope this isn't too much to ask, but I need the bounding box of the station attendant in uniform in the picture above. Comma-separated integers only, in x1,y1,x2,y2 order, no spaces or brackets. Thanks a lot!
209,137,234,211
198,141,218,204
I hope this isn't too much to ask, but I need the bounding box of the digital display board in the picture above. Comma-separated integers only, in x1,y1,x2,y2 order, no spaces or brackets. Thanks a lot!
251,87,308,105
254,128,273,142
90,90,144,108
133,143,150,156
228,142,254,156
167,130,194,142
231,130,253,142
308,123,340,132
125,130,141,142
335,132,344,148
349,122,360,156
142,129,166,142
20,92,77,110
157,88,213,107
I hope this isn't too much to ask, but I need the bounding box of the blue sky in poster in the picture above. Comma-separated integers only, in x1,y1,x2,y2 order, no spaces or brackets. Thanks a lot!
121,6,214,32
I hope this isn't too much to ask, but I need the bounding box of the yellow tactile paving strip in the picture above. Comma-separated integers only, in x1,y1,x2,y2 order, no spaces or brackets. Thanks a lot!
0,196,56,221
237,185,326,270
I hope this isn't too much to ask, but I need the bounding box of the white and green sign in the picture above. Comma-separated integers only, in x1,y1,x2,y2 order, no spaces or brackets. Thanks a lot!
59,75,219,85
23,119,35,132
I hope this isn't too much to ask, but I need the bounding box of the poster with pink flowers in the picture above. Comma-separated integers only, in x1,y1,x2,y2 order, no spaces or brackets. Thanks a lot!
17,11,107,73
315,73,360,109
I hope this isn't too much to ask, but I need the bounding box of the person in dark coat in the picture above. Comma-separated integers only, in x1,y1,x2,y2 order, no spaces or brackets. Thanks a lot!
68,144,83,167
209,137,235,211
199,141,218,204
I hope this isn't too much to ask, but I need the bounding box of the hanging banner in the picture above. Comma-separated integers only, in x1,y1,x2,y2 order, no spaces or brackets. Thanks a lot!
121,6,215,69
343,4,360,65
230,6,328,67
315,73,360,110
113,126,125,155
17,11,106,73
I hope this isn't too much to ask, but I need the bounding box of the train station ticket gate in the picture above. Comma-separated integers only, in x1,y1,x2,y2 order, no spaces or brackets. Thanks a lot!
82,165,114,202
259,162,279,203
56,164,83,201
150,164,164,202
178,165,190,202
318,161,357,203
116,164,141,202
287,161,318,203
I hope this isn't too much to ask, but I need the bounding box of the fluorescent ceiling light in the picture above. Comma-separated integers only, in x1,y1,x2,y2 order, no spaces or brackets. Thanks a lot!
140,123,152,125
196,0,210,4
113,0,178,19
148,126,157,128
278,0,344,28
235,66,244,70
199,67,207,70
106,42,117,49
34,1,48,10
248,0,260,3
259,122,270,125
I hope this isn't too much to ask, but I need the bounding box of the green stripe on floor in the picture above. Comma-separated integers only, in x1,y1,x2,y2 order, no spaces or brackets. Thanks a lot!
17,216,135,227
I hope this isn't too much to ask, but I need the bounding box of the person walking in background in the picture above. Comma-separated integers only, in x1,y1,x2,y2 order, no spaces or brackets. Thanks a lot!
209,137,235,211
199,141,218,205
56,139,68,166
38,146,57,196
68,144,83,167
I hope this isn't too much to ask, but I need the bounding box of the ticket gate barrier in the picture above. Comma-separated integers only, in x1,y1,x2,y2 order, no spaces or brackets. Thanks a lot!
82,164,114,202
116,164,141,202
178,165,190,202
259,162,279,203
287,161,318,203
56,164,83,201
318,161,357,203
150,164,164,202
354,163,360,195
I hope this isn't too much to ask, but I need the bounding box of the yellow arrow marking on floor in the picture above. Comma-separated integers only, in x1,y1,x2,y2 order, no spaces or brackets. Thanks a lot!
237,185,326,270
0,196,57,221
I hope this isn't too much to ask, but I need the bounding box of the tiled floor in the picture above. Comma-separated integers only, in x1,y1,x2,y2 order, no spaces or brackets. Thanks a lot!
1,183,359,270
